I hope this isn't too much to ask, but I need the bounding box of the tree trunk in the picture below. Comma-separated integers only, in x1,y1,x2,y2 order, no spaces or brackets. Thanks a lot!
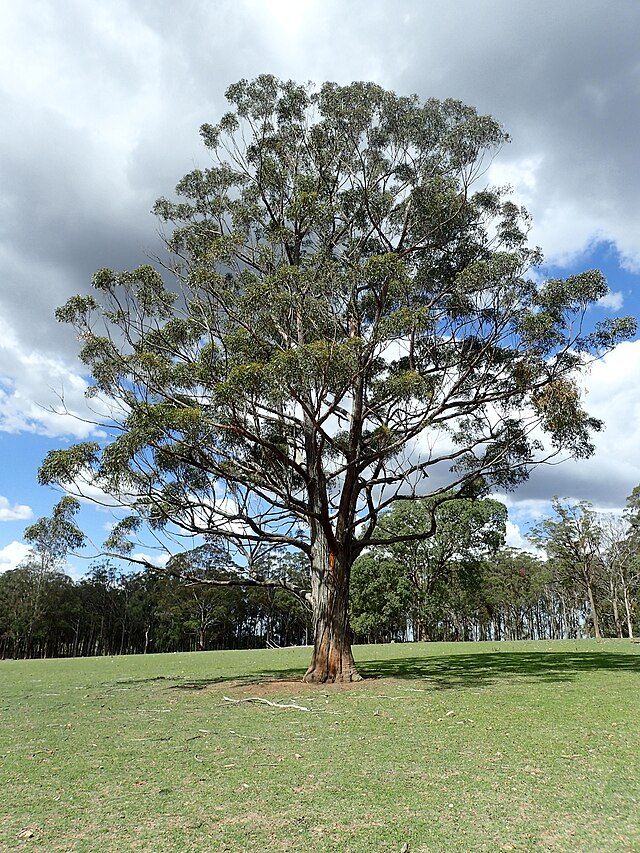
610,577,623,638
559,594,567,639
303,537,361,683
622,581,634,639
584,574,601,640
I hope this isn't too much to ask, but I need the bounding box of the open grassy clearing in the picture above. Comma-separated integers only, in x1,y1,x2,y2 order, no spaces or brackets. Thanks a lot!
2,640,640,852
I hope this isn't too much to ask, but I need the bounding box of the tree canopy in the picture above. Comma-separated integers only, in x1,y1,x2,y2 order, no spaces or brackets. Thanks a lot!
351,495,506,641
39,76,635,681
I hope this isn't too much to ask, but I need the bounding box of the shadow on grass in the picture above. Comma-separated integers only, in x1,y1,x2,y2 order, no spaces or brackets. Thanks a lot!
112,648,640,691
169,671,315,690
111,674,295,689
358,649,640,689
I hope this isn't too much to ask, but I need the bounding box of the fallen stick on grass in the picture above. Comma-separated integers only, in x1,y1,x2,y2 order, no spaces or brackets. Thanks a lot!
222,696,312,712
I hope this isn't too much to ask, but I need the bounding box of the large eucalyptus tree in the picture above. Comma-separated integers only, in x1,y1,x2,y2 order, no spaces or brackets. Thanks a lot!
40,76,635,681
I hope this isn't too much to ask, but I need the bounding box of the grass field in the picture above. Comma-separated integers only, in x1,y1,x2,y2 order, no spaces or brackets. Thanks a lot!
2,640,640,852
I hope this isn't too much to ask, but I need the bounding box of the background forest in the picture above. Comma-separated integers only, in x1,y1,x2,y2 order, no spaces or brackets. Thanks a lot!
3,488,639,659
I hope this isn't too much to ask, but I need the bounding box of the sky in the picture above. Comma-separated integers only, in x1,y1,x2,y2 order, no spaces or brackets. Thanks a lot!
2,0,640,574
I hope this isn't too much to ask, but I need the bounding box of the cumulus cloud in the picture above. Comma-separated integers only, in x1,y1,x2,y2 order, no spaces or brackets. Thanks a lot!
392,0,640,270
0,540,31,572
131,551,171,569
0,314,115,438
503,520,543,557
58,560,88,582
0,496,32,522
1,0,640,554
65,477,134,511
597,290,624,311
495,496,553,523
512,340,640,510
1,1,639,422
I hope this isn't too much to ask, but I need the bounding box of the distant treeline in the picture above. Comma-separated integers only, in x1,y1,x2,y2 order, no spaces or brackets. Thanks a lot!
350,547,638,645
1,540,637,660
0,563,310,660
348,495,640,646
4,488,640,661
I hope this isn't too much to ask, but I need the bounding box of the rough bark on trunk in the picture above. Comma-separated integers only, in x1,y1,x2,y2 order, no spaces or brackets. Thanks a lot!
303,537,361,683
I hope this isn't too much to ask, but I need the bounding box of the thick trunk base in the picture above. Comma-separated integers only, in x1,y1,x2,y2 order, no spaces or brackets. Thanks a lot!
303,671,363,684
305,531,361,682
303,632,362,683
303,657,362,683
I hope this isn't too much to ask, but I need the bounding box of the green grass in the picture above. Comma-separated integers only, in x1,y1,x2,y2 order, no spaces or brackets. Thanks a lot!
2,640,640,852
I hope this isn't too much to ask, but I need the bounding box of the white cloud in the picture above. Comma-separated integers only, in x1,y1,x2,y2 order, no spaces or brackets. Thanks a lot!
489,154,543,211
1,0,640,578
0,540,30,572
597,290,624,311
490,339,640,528
59,559,88,582
66,476,133,511
575,341,640,485
488,155,615,270
0,541,90,579
495,496,553,522
505,519,526,550
132,551,170,569
0,495,32,522
0,315,106,439
252,0,318,39
507,340,640,510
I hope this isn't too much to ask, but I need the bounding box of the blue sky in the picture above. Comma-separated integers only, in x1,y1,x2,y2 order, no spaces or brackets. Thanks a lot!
2,0,640,574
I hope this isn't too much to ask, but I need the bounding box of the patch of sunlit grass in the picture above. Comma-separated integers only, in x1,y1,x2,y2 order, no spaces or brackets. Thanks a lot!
2,640,639,851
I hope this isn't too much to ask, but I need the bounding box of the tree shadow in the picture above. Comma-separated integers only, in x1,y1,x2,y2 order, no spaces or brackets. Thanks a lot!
108,648,640,691
111,674,300,690
168,671,312,690
357,649,640,689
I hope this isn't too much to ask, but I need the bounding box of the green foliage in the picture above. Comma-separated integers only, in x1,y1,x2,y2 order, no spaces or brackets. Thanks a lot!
0,567,78,656
0,557,311,659
352,495,507,641
38,78,636,660
23,497,85,569
38,444,100,487
529,495,640,641
103,516,141,555
350,554,412,641
480,549,554,639
528,498,603,587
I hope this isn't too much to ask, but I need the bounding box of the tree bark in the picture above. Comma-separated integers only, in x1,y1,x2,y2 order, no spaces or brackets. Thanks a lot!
622,581,634,639
585,576,601,640
610,577,623,638
303,536,361,683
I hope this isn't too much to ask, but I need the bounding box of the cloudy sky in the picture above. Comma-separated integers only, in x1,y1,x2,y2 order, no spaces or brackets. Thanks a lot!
2,0,640,572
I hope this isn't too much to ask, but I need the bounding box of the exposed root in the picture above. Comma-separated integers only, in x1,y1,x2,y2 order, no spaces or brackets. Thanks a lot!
302,668,363,684
222,696,312,711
